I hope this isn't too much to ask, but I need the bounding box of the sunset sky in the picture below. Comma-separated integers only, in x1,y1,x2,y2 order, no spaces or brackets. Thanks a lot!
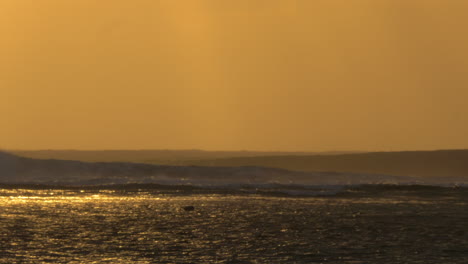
1,0,468,151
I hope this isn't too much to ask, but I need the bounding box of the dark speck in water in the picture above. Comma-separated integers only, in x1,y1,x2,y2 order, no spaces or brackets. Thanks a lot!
183,205,195,211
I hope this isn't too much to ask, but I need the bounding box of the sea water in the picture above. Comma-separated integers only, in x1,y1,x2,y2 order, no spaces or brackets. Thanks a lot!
0,185,467,263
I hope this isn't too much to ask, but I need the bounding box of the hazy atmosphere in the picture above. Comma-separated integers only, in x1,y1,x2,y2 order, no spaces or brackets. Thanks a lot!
2,2,468,263
2,0,468,151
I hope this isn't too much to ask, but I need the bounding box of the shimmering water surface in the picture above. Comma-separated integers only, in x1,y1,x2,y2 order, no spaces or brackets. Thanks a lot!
1,187,467,263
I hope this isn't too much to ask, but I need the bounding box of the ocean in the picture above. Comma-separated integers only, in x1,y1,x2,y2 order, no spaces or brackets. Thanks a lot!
1,184,467,263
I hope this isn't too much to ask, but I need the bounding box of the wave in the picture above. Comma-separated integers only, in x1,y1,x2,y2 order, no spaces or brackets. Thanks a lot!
0,182,466,198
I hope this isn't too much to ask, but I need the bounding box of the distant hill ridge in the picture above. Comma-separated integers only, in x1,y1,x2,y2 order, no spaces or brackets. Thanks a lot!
187,149,468,178
0,151,419,186
10,149,360,165
5,149,468,179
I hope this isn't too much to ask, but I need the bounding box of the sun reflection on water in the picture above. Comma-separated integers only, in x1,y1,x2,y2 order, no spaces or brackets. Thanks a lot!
0,188,467,263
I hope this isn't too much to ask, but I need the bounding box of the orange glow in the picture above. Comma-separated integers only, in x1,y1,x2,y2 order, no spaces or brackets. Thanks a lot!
1,1,467,151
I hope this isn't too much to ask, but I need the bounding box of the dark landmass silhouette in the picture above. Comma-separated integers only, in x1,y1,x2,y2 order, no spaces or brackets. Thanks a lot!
186,149,468,179
0,151,423,186
11,149,358,165
10,149,468,179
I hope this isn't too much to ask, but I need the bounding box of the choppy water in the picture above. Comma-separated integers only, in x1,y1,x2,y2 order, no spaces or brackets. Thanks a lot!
1,185,467,263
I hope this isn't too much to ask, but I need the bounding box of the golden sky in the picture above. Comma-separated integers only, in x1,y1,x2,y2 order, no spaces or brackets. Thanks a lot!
1,0,468,151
